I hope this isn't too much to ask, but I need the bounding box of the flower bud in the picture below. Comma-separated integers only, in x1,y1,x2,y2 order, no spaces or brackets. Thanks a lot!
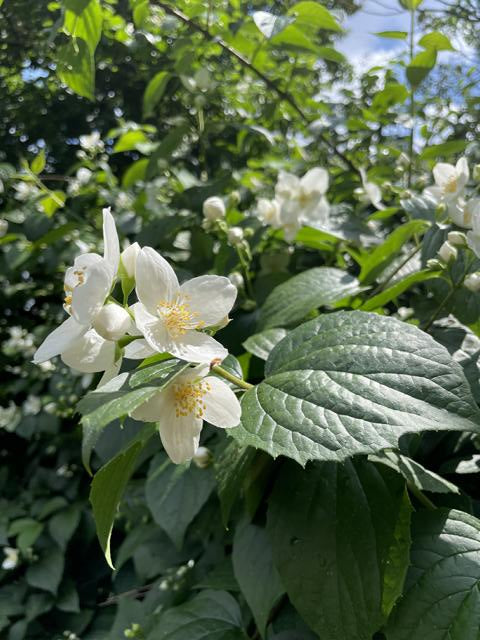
2,547,19,571
227,226,244,245
228,271,244,289
203,196,225,221
426,258,443,271
438,241,458,264
464,272,480,292
229,190,241,205
93,304,132,341
121,242,140,278
397,152,410,168
0,219,8,237
192,446,213,469
447,231,467,247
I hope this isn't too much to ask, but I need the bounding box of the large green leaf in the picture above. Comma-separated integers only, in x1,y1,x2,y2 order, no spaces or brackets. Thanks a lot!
143,71,171,118
56,38,94,100
267,459,412,639
145,456,215,548
407,49,437,88
252,11,293,39
63,0,102,54
25,549,64,595
146,589,246,640
230,311,480,465
89,425,155,569
258,267,361,330
386,509,480,640
287,1,342,32
360,269,442,311
232,521,284,637
214,439,256,527
420,139,468,160
418,31,454,51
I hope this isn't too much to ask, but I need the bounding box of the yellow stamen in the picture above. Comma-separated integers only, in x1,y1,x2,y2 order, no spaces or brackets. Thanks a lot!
157,297,201,338
173,380,212,419
444,177,458,194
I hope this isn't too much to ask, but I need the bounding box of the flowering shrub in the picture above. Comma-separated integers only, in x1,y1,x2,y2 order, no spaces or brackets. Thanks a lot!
3,1,480,639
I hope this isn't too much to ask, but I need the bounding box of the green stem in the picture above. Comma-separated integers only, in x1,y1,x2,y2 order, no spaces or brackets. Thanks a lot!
423,284,456,332
407,482,436,510
212,365,253,391
367,244,422,299
236,246,255,301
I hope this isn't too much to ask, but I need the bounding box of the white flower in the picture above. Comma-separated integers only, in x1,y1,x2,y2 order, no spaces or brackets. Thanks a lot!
14,181,39,201
438,241,458,264
464,272,480,292
256,198,281,227
203,196,225,221
79,131,104,153
132,247,236,364
227,227,244,245
131,364,241,463
276,167,330,224
451,197,480,229
447,231,466,247
467,209,480,258
356,168,383,210
228,272,244,289
121,242,140,278
425,157,469,209
23,395,41,416
0,219,8,237
2,547,19,571
33,209,124,373
77,167,92,185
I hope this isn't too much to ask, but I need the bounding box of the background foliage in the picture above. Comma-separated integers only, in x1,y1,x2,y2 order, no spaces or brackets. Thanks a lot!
2,0,480,639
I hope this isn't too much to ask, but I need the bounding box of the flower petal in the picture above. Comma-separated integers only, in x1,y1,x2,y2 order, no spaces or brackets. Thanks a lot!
136,247,179,314
456,157,470,186
170,330,228,364
33,316,88,363
70,259,111,325
103,207,120,278
203,376,241,428
124,338,157,360
159,410,203,464
132,302,173,354
131,388,169,422
61,329,116,373
180,275,237,327
433,163,455,188
301,167,329,195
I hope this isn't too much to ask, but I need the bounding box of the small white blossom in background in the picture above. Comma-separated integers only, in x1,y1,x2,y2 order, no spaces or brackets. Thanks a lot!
68,167,93,195
425,157,469,215
14,181,39,201
2,547,19,571
4,326,35,356
438,241,458,264
464,272,480,292
192,446,213,468
228,272,244,289
0,402,20,432
227,226,244,246
0,219,8,237
467,210,480,258
202,196,225,221
131,364,241,464
131,247,236,364
23,395,41,416
447,231,467,246
256,198,281,227
79,131,104,153
355,168,384,210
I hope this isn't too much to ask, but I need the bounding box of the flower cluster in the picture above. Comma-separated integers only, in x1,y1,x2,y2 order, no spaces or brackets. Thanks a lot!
255,167,330,241
33,208,241,463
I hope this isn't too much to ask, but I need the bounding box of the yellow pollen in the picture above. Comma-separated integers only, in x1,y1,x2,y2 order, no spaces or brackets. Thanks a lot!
157,298,201,338
444,177,458,194
173,380,212,419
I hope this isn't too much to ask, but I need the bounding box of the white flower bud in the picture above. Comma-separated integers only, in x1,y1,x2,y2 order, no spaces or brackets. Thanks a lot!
192,446,213,469
227,226,244,245
447,231,467,247
228,271,244,289
93,304,132,341
426,258,443,271
0,219,8,237
76,167,92,185
2,547,19,571
464,272,480,292
203,196,225,221
121,242,140,278
438,241,458,264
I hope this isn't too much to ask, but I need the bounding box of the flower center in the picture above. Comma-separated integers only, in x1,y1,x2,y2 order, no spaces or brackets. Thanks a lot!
297,189,311,206
64,269,86,311
157,298,200,338
173,380,211,419
444,177,458,194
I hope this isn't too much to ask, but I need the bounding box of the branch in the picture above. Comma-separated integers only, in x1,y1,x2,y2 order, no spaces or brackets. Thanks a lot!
154,2,357,173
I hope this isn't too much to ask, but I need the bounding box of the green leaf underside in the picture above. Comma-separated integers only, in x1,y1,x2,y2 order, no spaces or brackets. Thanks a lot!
386,509,480,640
243,328,288,360
232,521,284,636
258,267,361,329
267,459,412,640
230,311,480,465
147,589,245,640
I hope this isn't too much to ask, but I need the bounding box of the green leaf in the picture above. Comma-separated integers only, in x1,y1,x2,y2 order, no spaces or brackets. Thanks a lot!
407,48,437,88
258,267,362,329
128,359,188,388
233,521,284,637
25,549,64,595
214,439,256,527
146,589,246,639
267,459,412,639
48,505,81,550
386,509,480,639
122,158,149,188
252,11,293,39
375,31,408,40
9,518,43,552
418,31,454,51
243,328,288,361
420,139,468,160
90,425,154,569
230,311,480,466
370,450,460,494
113,130,149,153
372,83,409,111
145,457,215,548
56,38,94,100
31,150,46,175
63,0,102,54
39,191,66,217
287,1,342,32
359,220,429,284
56,580,80,613
360,269,442,311
143,71,171,118
399,0,424,8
